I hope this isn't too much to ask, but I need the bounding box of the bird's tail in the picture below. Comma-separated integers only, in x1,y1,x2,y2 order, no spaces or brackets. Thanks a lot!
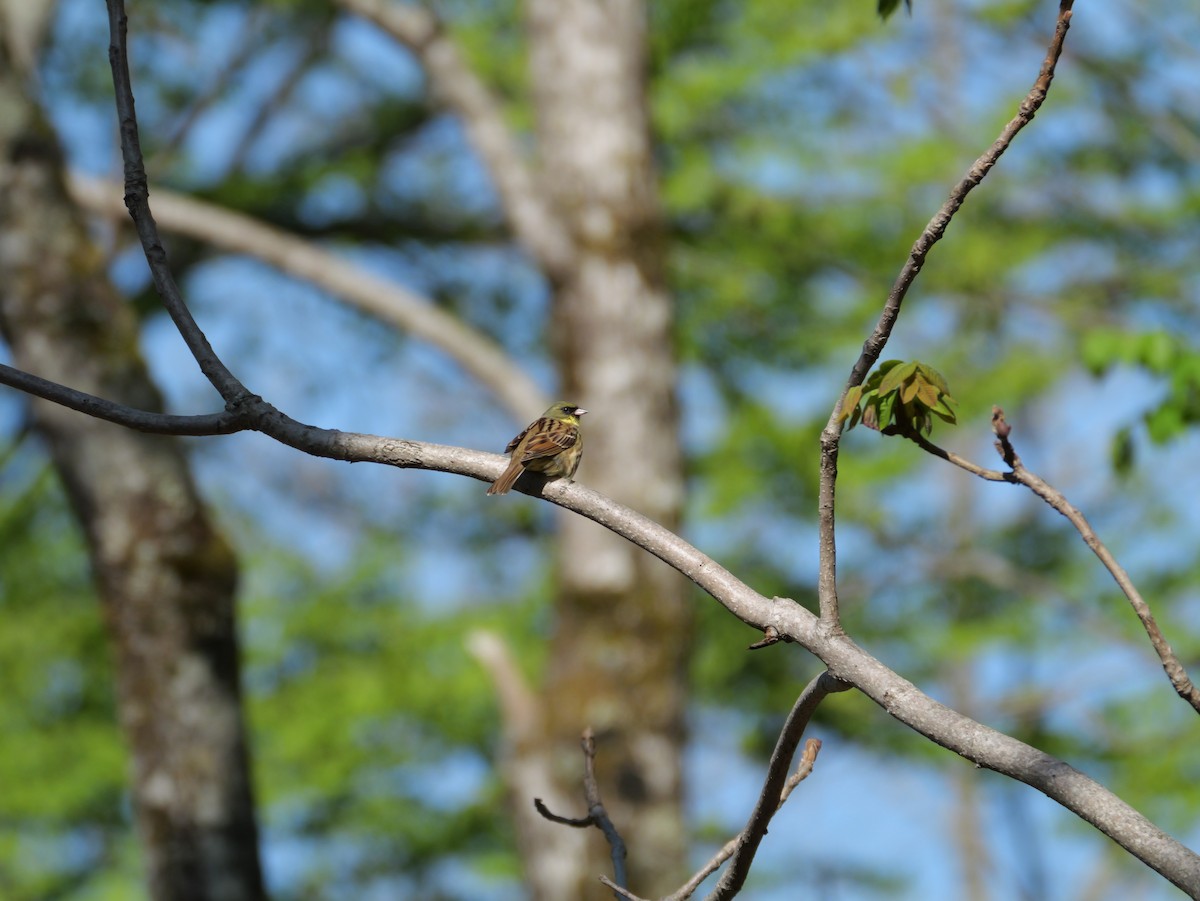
486,459,524,495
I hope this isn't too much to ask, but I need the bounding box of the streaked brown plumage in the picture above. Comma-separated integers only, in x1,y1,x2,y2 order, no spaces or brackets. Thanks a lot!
486,402,586,496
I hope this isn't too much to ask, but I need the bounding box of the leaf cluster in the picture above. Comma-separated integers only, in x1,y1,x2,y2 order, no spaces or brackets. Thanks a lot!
839,360,958,438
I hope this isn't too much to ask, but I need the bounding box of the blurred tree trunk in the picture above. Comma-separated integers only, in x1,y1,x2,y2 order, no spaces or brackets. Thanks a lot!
0,36,266,901
527,0,690,896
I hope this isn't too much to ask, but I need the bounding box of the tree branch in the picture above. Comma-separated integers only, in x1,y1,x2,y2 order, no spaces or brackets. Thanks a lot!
534,728,629,898
67,172,548,421
106,2,251,406
911,410,1200,715
0,362,242,435
989,407,1200,714
908,430,1013,482
332,0,575,278
706,673,848,901
658,738,822,901
817,0,1075,629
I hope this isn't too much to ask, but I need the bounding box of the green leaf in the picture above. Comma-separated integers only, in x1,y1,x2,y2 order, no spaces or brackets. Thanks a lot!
878,361,917,395
839,385,864,423
876,391,896,429
877,0,911,21
1111,425,1135,475
1143,332,1177,373
914,379,940,408
1145,404,1184,443
914,362,950,395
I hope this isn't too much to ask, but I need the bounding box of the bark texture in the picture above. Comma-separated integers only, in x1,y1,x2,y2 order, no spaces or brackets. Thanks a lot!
0,44,266,901
526,0,690,896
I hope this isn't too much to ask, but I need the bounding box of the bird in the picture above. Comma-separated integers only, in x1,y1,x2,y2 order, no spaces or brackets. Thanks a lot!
486,401,587,496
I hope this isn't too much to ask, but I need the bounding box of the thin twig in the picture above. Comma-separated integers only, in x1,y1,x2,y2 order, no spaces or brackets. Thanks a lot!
990,408,1200,715
227,28,329,173
532,798,592,828
597,877,647,901
664,739,822,901
908,431,1012,482
817,0,1075,630
533,728,629,899
155,6,270,166
705,673,850,901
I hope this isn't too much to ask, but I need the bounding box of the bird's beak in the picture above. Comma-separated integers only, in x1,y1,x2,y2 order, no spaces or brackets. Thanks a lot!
575,408,588,416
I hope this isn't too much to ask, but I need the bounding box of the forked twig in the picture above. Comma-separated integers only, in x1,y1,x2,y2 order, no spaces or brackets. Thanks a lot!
658,738,822,901
909,408,1200,715
534,728,628,899
705,672,849,901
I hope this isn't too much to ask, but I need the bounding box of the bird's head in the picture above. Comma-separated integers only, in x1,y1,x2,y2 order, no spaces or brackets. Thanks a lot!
547,401,587,422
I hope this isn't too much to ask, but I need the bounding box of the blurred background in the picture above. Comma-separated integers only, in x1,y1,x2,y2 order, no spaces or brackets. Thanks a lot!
1,0,1199,898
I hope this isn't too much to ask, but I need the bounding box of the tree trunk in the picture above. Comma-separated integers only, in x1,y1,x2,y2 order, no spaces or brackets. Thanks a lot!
0,43,266,901
526,0,690,896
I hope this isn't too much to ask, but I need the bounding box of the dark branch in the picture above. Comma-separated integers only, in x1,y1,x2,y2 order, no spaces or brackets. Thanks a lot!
534,728,629,898
0,363,241,435
105,0,252,405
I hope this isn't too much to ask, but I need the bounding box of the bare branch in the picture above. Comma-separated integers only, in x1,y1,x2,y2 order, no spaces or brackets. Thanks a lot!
817,0,1075,629
990,408,1200,714
154,7,270,165
664,739,822,901
906,411,1199,714
597,877,647,901
227,31,328,174
68,172,548,421
846,1,1074,393
706,673,848,901
909,430,1013,482
105,1,251,406
333,0,575,277
467,633,588,900
533,798,593,828
0,362,241,435
533,728,629,897
582,729,629,896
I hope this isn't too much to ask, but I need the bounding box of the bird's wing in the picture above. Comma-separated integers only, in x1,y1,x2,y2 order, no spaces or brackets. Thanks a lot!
518,419,578,461
503,425,531,455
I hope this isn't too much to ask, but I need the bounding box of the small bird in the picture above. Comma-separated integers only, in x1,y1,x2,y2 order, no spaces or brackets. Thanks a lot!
487,401,587,496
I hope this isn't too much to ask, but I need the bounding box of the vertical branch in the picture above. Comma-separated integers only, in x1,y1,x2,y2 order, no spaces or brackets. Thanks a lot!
817,0,1075,629
104,0,251,405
